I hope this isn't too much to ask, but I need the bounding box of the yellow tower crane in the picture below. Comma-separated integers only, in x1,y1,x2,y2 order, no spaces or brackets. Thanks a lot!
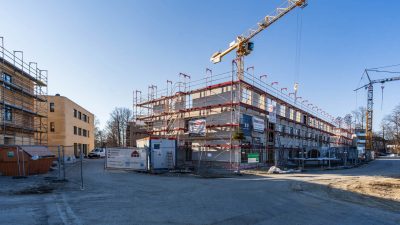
210,0,307,80
354,69,400,152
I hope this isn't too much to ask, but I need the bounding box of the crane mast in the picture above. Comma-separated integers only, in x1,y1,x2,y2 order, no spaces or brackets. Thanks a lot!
210,0,307,80
354,70,400,152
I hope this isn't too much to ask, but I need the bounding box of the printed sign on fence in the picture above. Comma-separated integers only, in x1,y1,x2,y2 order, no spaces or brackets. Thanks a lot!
106,148,147,170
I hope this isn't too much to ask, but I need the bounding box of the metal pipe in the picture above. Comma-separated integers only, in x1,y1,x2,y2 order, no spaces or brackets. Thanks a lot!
29,62,37,77
21,148,25,176
205,68,212,158
13,51,23,145
16,146,21,176
39,69,48,84
260,74,267,80
0,37,5,142
135,90,141,121
80,148,84,190
206,68,212,86
246,66,255,86
132,90,136,121
233,58,241,172
0,37,4,59
62,146,66,180
179,72,191,92
58,145,61,179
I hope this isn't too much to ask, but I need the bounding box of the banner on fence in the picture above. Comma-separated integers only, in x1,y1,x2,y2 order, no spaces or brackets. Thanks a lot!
106,148,147,170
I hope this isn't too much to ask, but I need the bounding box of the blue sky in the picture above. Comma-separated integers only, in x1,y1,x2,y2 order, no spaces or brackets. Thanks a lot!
1,0,399,130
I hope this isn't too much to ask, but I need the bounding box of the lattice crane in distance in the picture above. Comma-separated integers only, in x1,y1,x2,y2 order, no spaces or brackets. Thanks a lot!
354,69,400,152
210,0,307,80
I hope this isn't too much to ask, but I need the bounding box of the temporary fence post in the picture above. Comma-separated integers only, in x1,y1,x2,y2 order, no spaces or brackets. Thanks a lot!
104,148,107,170
80,148,84,190
21,148,25,176
16,146,21,176
328,149,331,168
57,145,61,179
62,146,66,180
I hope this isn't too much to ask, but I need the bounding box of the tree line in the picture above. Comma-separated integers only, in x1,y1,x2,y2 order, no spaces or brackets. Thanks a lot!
335,104,400,154
334,106,366,130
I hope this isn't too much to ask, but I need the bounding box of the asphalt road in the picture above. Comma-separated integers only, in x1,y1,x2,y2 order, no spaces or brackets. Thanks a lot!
0,158,399,225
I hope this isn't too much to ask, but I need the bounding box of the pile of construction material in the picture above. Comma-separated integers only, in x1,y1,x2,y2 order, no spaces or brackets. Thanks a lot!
267,166,301,174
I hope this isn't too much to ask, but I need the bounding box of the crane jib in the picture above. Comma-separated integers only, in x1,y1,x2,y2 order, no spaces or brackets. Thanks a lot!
210,0,307,64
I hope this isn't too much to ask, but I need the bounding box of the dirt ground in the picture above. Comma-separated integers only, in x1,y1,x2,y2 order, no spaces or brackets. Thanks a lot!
244,158,400,211
312,175,400,201
0,158,399,225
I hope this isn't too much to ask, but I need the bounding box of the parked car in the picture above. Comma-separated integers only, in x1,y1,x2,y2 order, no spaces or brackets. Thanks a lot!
88,148,106,158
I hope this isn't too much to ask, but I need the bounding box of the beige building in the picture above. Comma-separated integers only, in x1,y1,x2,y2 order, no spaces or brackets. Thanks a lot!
46,94,94,157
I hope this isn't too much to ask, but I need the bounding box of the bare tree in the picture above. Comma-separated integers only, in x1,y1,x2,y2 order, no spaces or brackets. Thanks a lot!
343,114,352,130
352,106,366,129
94,117,107,148
380,104,400,154
381,116,394,141
121,108,132,147
105,119,119,146
96,130,107,148
105,107,133,147
389,105,400,153
335,116,343,129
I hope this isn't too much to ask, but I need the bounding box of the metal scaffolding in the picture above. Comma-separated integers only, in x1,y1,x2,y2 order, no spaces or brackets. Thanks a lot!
133,66,348,169
0,37,48,145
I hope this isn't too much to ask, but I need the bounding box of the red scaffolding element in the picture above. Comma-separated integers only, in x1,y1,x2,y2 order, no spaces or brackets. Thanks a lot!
138,102,239,120
137,81,239,107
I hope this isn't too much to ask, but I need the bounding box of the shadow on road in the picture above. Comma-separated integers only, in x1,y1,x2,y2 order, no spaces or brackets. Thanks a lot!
1,158,400,225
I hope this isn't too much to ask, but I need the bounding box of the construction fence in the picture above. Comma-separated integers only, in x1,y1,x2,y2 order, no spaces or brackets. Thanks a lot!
48,145,84,190
184,146,365,175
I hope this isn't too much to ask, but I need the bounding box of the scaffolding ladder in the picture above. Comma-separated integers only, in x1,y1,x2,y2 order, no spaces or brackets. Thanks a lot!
167,151,174,169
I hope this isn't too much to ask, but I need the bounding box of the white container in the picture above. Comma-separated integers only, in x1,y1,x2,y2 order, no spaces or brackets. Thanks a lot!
136,138,177,170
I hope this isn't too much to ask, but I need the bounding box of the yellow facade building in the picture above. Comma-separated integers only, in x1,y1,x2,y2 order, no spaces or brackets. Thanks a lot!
46,94,94,157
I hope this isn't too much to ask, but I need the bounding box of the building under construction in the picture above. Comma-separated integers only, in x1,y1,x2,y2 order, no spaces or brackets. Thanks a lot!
134,69,353,169
133,0,356,170
0,37,48,145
